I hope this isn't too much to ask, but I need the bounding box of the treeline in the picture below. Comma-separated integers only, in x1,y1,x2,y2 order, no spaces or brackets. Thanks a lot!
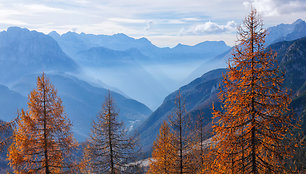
0,8,304,174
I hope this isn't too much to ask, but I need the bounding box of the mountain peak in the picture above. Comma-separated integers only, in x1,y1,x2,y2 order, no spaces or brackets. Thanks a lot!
48,31,60,38
0,27,78,75
173,41,228,49
293,19,305,25
195,40,227,47
65,31,78,35
266,18,306,46
112,33,129,38
137,37,148,41
137,37,153,45
174,43,186,48
6,26,30,33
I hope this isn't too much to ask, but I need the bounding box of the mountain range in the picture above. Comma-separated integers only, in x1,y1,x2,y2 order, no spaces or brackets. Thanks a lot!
0,19,305,145
0,27,152,141
49,30,231,109
46,19,306,110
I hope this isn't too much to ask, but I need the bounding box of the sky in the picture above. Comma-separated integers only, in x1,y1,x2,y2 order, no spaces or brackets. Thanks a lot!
0,0,305,47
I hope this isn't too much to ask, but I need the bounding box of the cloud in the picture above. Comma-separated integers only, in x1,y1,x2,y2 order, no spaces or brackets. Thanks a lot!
182,18,202,22
74,0,90,4
244,0,306,16
167,19,186,24
108,18,146,24
0,19,27,26
181,21,236,35
0,0,304,47
84,21,140,35
20,4,67,14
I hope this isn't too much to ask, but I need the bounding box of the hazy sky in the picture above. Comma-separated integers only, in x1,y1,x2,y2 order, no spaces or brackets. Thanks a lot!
0,0,305,47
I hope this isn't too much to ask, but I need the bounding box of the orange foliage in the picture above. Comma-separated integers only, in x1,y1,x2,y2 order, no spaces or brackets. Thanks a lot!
148,121,178,174
7,73,77,174
211,9,297,173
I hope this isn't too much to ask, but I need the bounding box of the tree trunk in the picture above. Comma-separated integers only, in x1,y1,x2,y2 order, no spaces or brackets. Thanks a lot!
43,82,50,174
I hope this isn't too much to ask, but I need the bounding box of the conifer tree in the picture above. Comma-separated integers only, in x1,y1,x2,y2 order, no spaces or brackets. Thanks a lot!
169,91,192,174
148,121,177,174
7,73,77,174
211,9,297,173
85,91,138,174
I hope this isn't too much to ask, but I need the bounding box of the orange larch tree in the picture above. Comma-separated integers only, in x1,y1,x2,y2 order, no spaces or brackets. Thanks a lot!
148,121,178,174
7,73,77,174
211,9,297,173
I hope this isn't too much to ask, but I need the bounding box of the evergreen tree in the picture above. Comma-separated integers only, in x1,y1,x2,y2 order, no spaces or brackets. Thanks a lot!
85,91,138,174
211,9,297,173
7,73,77,174
148,121,177,174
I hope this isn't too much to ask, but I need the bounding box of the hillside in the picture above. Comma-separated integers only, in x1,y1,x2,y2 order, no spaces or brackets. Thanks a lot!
137,68,225,151
138,36,306,153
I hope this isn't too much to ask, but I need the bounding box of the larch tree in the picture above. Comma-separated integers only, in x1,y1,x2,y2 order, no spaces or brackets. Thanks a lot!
85,91,138,174
211,9,297,173
169,91,192,174
7,73,78,174
148,121,178,174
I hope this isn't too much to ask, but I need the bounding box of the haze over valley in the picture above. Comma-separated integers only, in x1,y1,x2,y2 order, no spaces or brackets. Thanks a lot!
0,19,305,142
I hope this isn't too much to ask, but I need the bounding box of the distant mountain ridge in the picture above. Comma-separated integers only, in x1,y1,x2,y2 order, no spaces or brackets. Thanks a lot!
186,19,306,84
49,31,158,59
266,19,306,46
49,30,231,63
49,30,231,109
172,41,229,57
0,27,78,83
48,19,306,65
